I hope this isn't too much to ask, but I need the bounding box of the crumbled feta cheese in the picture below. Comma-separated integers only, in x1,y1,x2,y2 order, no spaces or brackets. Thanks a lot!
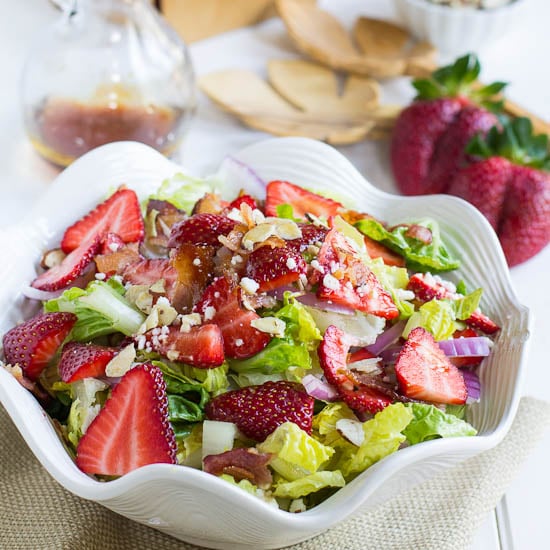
95,272,106,281
193,258,201,266
289,499,307,513
240,277,260,295
323,273,340,290
395,288,416,302
310,259,324,273
286,257,297,270
231,254,243,266
235,338,244,347
203,306,216,321
227,208,245,223
108,242,120,252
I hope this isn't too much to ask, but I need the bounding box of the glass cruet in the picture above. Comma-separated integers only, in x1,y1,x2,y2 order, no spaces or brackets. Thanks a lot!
21,0,197,167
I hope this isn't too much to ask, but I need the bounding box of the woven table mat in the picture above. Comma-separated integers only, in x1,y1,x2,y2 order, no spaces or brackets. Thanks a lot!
1,397,549,550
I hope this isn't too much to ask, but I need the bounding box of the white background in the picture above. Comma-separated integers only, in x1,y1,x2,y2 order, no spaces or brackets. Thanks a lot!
0,1,548,548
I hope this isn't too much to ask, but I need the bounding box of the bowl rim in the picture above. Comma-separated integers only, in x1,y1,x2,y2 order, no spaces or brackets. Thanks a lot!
395,0,526,14
0,138,530,530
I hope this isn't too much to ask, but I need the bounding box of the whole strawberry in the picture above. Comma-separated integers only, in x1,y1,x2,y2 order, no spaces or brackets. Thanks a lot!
205,381,314,442
447,118,550,266
391,54,505,196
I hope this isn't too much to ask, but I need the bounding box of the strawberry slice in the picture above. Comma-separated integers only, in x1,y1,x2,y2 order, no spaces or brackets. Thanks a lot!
142,324,224,368
318,325,392,414
315,229,399,319
245,245,307,292
31,234,101,291
76,363,177,476
395,327,467,404
265,180,343,219
2,312,77,380
287,223,328,253
205,380,314,442
122,258,177,287
228,194,259,211
61,188,144,253
407,273,500,334
58,341,117,383
168,213,237,248
194,277,271,359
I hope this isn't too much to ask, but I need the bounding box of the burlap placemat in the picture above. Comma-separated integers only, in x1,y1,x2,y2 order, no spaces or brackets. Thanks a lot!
1,397,549,550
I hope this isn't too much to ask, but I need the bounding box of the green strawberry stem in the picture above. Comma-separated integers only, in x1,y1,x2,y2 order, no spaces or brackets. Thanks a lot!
413,54,507,112
467,117,550,171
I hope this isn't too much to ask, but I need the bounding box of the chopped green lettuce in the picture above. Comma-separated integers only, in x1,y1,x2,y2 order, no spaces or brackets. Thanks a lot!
273,470,346,498
230,293,321,374
338,403,413,478
312,402,359,448
44,280,145,341
257,422,334,481
403,403,477,445
355,218,460,272
176,423,203,467
148,172,213,213
403,288,482,341
67,378,109,448
219,475,278,506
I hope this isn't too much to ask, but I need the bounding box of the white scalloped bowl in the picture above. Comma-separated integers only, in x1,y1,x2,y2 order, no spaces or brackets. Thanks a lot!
0,139,530,549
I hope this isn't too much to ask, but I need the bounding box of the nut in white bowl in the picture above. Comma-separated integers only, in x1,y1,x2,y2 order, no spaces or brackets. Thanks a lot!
0,139,530,549
394,0,528,56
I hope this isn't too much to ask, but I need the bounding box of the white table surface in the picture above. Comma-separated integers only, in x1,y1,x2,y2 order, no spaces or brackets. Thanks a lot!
1,1,549,549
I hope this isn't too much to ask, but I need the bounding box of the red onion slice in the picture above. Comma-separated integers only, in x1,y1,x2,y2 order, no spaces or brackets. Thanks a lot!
302,374,339,402
438,337,492,358
366,320,406,356
462,369,481,403
268,288,356,316
218,156,266,197
21,286,64,301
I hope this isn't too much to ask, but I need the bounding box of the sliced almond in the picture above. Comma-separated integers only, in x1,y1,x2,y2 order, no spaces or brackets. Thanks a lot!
41,248,66,269
105,344,136,378
336,418,365,447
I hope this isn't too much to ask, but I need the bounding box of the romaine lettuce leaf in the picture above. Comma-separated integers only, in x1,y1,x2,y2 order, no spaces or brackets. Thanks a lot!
355,218,460,272
273,470,345,498
338,403,413,478
403,403,477,445
67,378,109,448
257,422,334,481
219,475,278,506
44,280,145,341
312,402,359,448
148,173,213,213
403,288,482,341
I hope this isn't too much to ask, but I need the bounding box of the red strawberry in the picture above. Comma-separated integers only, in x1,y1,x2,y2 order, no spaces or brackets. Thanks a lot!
2,312,77,380
446,156,511,230
422,105,498,195
142,324,224,368
315,229,398,319
194,277,271,359
58,341,117,383
205,380,314,442
498,165,550,266
407,273,500,335
391,54,506,196
168,213,237,248
395,327,467,404
287,223,328,253
246,245,307,292
76,363,177,476
391,98,463,196
265,180,343,219
31,233,101,291
61,188,144,253
228,194,259,211
318,325,392,414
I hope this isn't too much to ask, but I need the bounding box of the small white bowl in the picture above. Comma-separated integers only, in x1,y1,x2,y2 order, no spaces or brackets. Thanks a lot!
0,139,530,549
394,0,527,56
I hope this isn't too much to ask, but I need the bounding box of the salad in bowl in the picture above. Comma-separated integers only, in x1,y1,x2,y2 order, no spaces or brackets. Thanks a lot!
0,139,528,548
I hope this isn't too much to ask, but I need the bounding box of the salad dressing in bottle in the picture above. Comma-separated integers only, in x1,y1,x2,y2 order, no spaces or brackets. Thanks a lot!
21,0,196,167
